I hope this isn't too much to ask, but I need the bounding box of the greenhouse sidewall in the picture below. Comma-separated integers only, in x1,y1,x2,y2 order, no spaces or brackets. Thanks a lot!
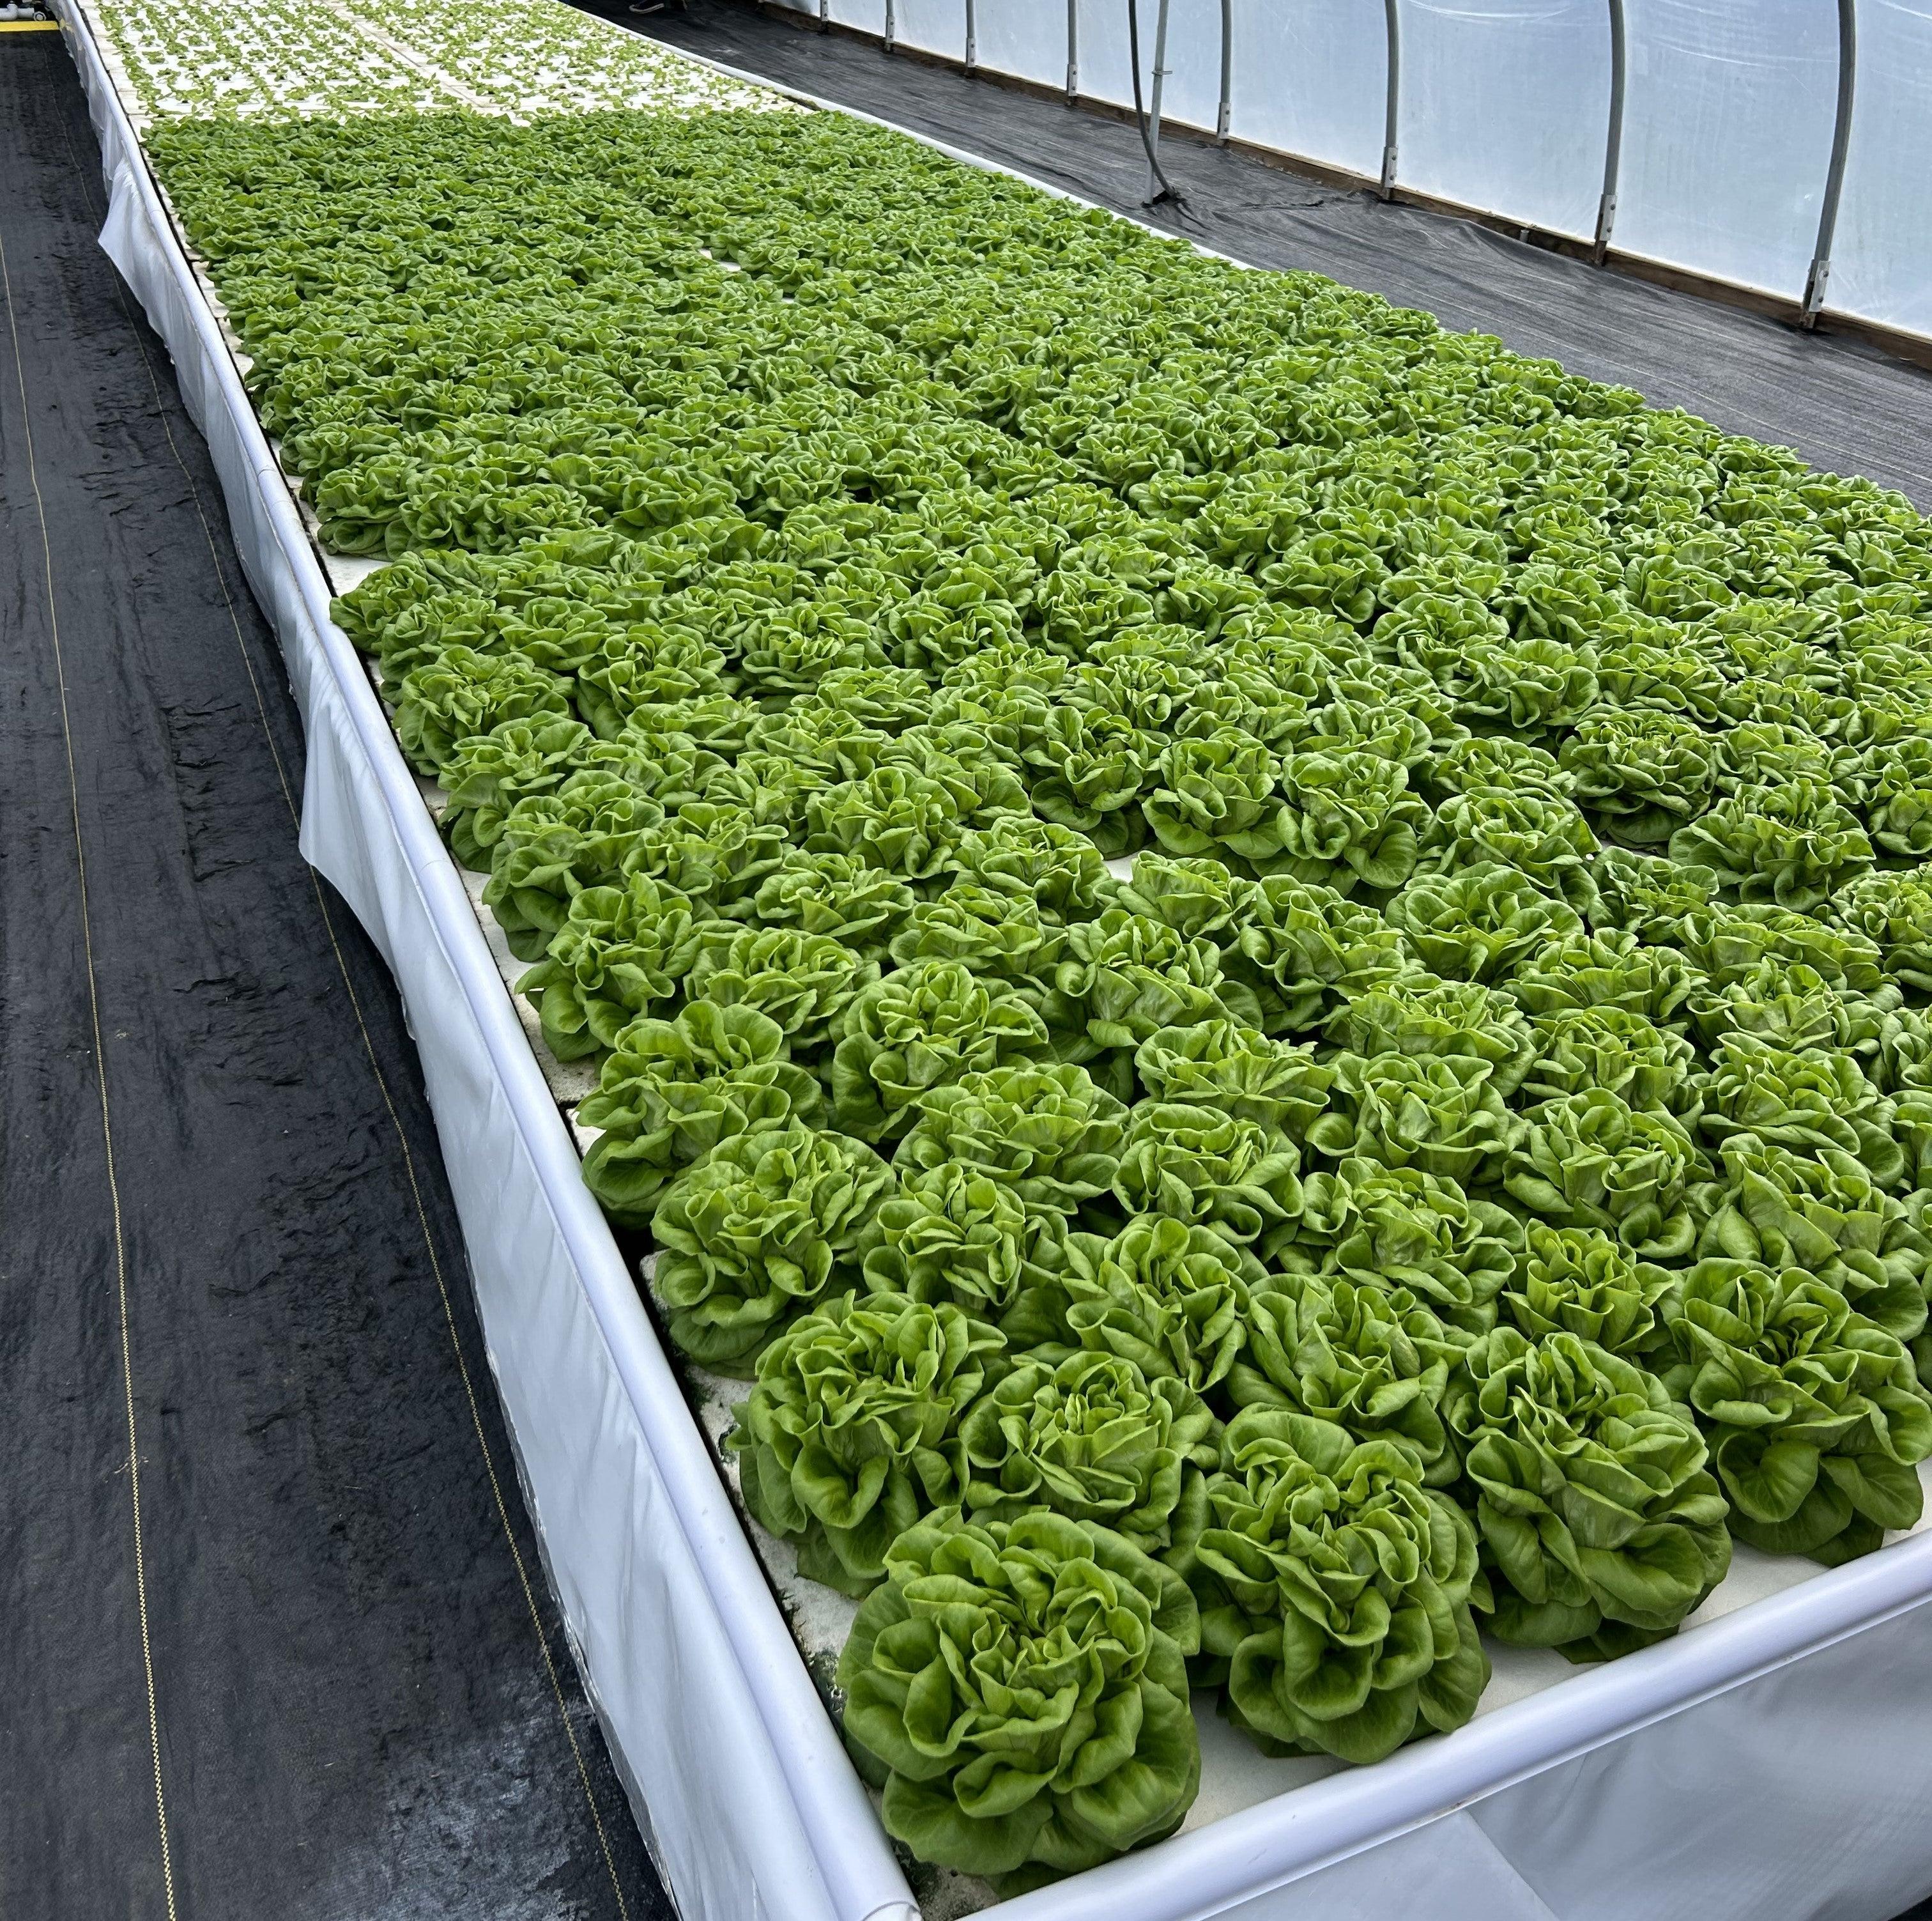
56,3,1932,1918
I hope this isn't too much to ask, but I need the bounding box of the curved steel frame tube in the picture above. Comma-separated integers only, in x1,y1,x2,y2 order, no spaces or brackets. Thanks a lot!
1066,0,1079,101
1593,0,1626,262
1379,0,1400,199
1216,0,1232,143
1804,0,1858,325
963,0,976,72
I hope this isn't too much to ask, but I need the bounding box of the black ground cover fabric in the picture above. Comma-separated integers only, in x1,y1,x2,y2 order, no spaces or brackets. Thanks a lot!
584,0,1932,511
0,36,662,1920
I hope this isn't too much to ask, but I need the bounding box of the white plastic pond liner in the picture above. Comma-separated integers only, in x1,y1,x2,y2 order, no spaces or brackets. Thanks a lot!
56,0,1932,1915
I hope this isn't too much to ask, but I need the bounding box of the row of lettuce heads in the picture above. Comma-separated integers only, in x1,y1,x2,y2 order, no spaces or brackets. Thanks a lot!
148,100,1932,1890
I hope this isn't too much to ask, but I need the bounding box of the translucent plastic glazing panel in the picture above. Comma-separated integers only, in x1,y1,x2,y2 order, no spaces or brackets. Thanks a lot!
1829,0,1932,339
893,0,967,59
1074,0,1136,105
827,0,888,32
1226,0,1388,181
975,0,1072,87
1395,0,1609,238
1156,0,1227,132
1614,0,1839,298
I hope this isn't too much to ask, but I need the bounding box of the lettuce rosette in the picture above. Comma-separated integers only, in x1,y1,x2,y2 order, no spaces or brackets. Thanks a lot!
960,1350,1218,1550
731,849,916,958
730,1290,1004,1593
1445,1329,1732,1658
862,1161,1065,1322
1384,861,1583,984
837,1508,1201,1886
1499,1223,1676,1361
1133,1020,1335,1138
1521,1005,1699,1116
1171,1410,1488,1763
1227,1273,1466,1485
650,1122,896,1373
1695,1035,1905,1189
578,1002,823,1225
1107,1102,1305,1244
1305,1051,1512,1187
1142,728,1289,867
1325,975,1536,1096
1658,1260,1932,1563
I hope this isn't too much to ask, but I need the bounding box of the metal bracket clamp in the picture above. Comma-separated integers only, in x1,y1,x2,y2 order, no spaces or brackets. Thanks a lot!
1803,0,1857,328
1379,0,1400,199
818,0,829,31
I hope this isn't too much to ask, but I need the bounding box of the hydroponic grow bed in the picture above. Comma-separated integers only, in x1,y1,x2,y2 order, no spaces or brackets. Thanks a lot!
54,0,1932,1915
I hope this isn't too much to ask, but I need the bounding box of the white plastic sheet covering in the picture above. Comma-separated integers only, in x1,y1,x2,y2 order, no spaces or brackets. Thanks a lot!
1393,0,1610,238
58,0,1932,1915
1828,0,1932,338
974,0,1067,91
1223,0,1387,181
1593,0,1840,298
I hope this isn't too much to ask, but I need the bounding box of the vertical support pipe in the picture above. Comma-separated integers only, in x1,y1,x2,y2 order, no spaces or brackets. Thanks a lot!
1217,0,1232,143
1593,0,1627,262
1147,0,1173,200
1066,0,1079,102
1379,0,1400,199
818,0,829,32
884,0,895,53
964,0,976,72
1803,0,1858,326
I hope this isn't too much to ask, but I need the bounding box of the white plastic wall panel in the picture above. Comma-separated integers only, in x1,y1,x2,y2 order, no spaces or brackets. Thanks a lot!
1225,0,1388,181
828,0,889,35
1612,0,1840,298
974,0,1070,88
1153,0,1224,132
1393,0,1610,238
891,0,965,60
1828,0,1932,340
1073,0,1136,104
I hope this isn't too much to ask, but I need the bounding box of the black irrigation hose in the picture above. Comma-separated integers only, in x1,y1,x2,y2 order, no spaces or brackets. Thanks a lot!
1126,0,1187,213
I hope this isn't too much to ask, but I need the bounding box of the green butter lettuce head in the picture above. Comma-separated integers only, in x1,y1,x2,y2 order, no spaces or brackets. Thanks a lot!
1143,728,1289,865
650,1123,896,1374
1384,861,1583,984
1227,1274,1466,1485
1022,704,1157,857
1508,927,1701,1025
1110,1102,1305,1244
1325,975,1536,1096
1854,732,1932,859
577,1002,824,1226
1021,1217,1261,1393
1041,909,1232,1099
1270,748,1429,895
1522,1005,1699,1116
1505,1090,1710,1260
625,803,788,912
889,881,1066,987
862,1161,1064,1320
1828,869,1932,994
1305,1051,1512,1187
1234,876,1418,1034
1697,1137,1930,1340
733,849,916,957
1687,958,1897,1059
1415,789,1600,916
1446,1329,1731,1658
1667,778,1874,913
1588,844,1722,941
689,924,880,1058
440,716,597,870
1680,902,1885,995
1174,1410,1487,1763
960,1350,1218,1549
832,960,1050,1143
1134,1019,1335,1137
515,874,710,1060
1696,1034,1904,1188
392,645,572,775
1279,1157,1522,1337
952,815,1115,923
804,764,971,883
730,1291,1004,1595
1658,1260,1932,1564
838,1508,1200,1883
1558,708,1721,845
894,1063,1128,1215
1418,734,1573,810
1107,852,1255,952
1501,1223,1676,1359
